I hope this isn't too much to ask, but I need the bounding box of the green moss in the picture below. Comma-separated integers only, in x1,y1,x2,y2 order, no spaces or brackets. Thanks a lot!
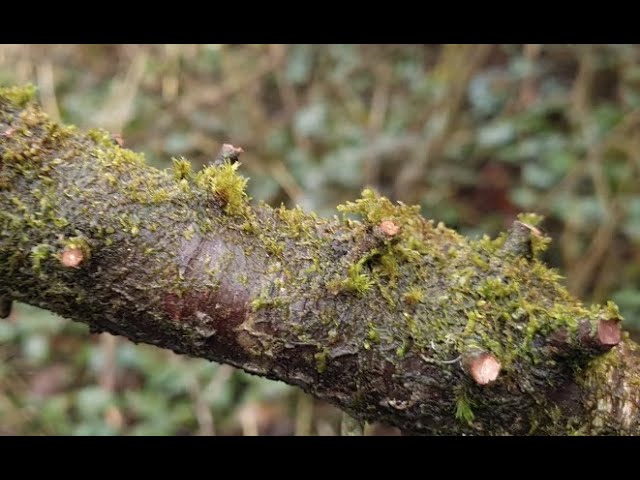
277,204,314,238
454,389,475,425
396,341,408,358
471,252,489,270
30,243,52,272
250,296,287,312
531,233,551,257
605,300,622,320
476,277,519,300
367,322,381,343
87,128,115,148
260,234,285,257
338,188,414,225
517,212,544,227
172,157,192,181
195,160,249,216
0,84,37,107
314,351,328,373
183,225,195,240
377,251,399,283
403,287,425,305
1,92,633,435
342,262,373,295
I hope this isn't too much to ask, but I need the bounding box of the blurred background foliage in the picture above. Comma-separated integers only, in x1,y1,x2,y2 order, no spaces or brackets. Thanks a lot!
2,44,640,435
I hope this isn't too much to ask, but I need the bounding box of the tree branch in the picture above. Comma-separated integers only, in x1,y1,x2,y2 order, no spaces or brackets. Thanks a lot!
1,86,639,435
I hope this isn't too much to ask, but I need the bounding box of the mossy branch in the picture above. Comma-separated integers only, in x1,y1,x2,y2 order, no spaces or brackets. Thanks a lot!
2,86,640,435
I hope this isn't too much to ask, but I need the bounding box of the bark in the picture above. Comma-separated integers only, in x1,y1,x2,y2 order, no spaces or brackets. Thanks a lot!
1,86,639,435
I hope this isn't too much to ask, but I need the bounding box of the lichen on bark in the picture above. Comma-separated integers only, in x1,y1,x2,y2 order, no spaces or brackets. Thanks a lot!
1,85,639,435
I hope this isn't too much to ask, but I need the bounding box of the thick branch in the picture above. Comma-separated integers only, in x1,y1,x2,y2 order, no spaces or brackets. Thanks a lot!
1,87,639,435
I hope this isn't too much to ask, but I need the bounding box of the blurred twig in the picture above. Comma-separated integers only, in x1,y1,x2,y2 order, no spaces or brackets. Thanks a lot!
294,390,314,436
394,44,493,203
35,61,60,122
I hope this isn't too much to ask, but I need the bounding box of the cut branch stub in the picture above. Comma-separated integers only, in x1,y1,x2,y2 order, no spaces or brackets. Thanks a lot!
378,219,400,238
578,318,622,352
214,143,244,166
61,248,85,268
548,318,622,357
462,350,502,385
501,220,543,260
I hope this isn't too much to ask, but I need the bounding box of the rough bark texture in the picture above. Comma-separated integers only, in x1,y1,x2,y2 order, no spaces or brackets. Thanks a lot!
1,86,640,435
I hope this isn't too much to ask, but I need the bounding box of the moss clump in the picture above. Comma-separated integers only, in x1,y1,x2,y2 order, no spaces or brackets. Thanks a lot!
337,188,419,225
403,287,425,305
87,128,116,148
172,157,192,181
342,262,374,295
259,234,285,257
454,389,475,425
605,300,622,320
250,296,287,312
517,212,544,227
195,160,249,216
31,243,52,272
0,84,37,107
314,351,328,373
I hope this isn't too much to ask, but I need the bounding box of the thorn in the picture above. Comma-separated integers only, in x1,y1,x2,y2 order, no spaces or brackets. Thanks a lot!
61,248,84,268
463,350,501,385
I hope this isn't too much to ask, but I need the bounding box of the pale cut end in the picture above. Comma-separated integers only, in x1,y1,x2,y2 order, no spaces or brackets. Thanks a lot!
577,317,622,352
215,143,244,165
379,220,400,237
597,319,621,347
61,248,84,268
112,133,124,147
469,353,501,385
221,143,244,156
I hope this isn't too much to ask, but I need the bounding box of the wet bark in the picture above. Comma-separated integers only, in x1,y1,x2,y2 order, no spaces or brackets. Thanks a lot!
1,87,639,435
